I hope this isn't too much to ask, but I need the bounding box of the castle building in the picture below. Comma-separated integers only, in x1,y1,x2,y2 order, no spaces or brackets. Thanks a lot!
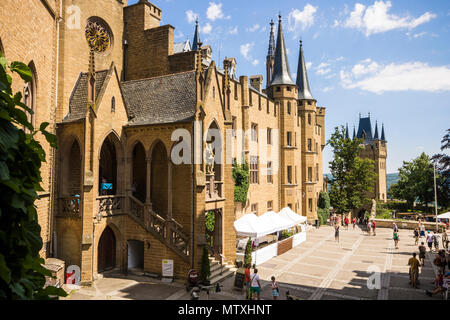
0,0,325,283
349,115,388,203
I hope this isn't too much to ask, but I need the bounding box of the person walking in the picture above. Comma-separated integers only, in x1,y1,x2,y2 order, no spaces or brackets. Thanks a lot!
335,225,340,243
414,228,420,246
393,223,399,233
372,220,377,236
250,269,262,300
393,231,400,249
443,231,449,250
408,253,420,289
244,264,251,300
433,232,440,253
419,242,427,267
345,217,349,230
426,231,434,252
271,276,279,300
419,223,426,238
353,218,357,230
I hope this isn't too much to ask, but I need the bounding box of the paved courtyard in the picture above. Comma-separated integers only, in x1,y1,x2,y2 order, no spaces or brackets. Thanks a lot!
63,226,445,300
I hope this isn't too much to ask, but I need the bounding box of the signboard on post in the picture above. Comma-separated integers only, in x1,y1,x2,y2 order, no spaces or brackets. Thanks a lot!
162,260,174,282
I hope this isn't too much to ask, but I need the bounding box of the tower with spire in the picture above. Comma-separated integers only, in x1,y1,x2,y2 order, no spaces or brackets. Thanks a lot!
266,20,276,88
352,114,388,203
296,39,326,221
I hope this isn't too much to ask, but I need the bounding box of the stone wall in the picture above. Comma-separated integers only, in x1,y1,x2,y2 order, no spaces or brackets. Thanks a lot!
374,219,445,232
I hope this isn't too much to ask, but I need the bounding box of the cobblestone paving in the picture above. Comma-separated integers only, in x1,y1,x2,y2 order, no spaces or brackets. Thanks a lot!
64,226,446,300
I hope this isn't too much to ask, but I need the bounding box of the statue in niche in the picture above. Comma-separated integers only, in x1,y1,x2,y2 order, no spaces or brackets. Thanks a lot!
205,143,215,175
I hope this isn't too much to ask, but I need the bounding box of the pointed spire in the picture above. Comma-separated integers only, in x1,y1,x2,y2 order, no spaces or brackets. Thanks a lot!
353,126,356,140
374,121,379,140
192,19,201,51
296,40,314,100
345,124,350,140
268,19,275,58
269,15,294,86
381,124,386,141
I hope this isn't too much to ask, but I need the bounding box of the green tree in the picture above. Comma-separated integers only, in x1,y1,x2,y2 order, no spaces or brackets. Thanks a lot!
0,55,65,299
200,246,211,284
390,153,435,210
432,129,450,210
317,192,330,226
328,126,377,214
244,239,253,267
232,162,249,204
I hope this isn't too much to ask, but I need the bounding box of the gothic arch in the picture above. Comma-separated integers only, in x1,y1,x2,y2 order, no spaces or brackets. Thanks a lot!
205,120,223,182
132,141,147,203
59,135,83,196
150,140,168,217
98,132,123,196
25,61,37,127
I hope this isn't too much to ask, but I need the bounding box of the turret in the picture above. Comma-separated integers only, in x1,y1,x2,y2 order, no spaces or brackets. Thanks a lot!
269,15,295,87
266,20,276,88
381,124,386,142
296,41,314,101
374,121,379,140
192,19,200,51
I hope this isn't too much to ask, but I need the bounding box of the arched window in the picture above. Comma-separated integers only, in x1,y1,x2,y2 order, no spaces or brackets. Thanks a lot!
24,62,37,128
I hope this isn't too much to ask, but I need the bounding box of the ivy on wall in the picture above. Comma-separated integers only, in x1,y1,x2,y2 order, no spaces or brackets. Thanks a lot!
0,55,65,299
232,162,249,204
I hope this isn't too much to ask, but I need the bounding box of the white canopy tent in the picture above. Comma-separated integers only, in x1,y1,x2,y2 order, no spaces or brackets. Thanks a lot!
278,207,307,225
259,211,295,232
437,212,450,219
234,214,278,239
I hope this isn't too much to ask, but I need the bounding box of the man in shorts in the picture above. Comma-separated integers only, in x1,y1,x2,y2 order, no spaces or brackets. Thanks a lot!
408,253,420,289
419,242,427,267
250,269,262,300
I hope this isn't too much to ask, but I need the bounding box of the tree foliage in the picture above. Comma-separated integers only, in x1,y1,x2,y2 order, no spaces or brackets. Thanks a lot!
200,246,211,283
317,192,330,226
390,153,434,209
0,55,65,299
432,129,450,209
232,162,249,204
328,126,377,214
244,239,252,267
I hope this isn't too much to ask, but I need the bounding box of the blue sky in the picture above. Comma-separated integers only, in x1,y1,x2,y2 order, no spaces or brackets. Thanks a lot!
129,0,450,173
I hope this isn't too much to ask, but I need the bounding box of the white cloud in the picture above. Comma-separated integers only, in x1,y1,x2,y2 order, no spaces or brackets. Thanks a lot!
306,62,313,69
240,43,259,66
316,62,332,75
228,26,238,35
174,31,184,40
206,2,229,21
341,60,450,94
201,23,212,35
322,86,334,92
185,10,198,24
287,4,318,35
341,1,436,36
247,24,260,32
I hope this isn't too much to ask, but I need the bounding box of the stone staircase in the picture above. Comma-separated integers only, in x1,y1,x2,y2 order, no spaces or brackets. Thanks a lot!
209,257,236,285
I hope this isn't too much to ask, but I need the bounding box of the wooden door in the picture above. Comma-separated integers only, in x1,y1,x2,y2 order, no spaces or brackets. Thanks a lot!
98,226,116,273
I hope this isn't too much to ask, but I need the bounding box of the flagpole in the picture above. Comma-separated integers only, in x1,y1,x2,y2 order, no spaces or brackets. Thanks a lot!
434,164,438,233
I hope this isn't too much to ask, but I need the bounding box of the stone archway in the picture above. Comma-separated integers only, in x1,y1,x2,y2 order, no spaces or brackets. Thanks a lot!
132,142,147,203
150,141,168,217
99,134,118,196
98,226,116,273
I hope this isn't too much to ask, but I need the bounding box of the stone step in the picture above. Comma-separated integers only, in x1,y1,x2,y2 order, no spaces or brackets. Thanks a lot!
210,269,236,285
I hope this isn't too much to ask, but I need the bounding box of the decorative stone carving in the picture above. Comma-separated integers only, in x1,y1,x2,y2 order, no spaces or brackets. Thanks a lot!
205,143,215,174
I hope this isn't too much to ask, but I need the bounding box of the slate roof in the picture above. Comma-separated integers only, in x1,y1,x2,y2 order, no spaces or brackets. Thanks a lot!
62,70,109,123
270,16,295,86
122,71,197,126
174,40,191,54
356,117,374,144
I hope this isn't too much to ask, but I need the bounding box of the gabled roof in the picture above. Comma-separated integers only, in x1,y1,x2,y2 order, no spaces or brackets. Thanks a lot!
269,16,295,86
122,71,197,126
62,69,110,123
174,40,191,54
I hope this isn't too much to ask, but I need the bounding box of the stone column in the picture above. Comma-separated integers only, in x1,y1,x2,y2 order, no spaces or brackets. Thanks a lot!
146,157,151,205
167,161,173,219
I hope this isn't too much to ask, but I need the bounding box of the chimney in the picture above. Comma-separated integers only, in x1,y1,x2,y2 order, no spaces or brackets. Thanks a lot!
250,75,263,92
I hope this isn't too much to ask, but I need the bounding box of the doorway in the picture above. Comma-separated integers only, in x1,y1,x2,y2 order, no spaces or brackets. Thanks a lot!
127,240,144,272
98,226,116,273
